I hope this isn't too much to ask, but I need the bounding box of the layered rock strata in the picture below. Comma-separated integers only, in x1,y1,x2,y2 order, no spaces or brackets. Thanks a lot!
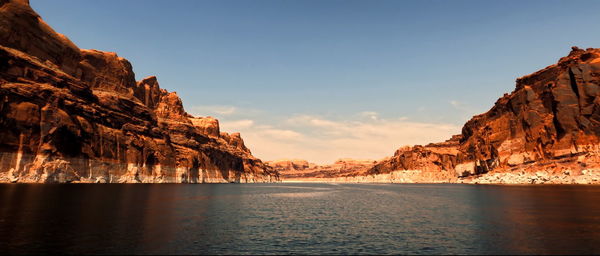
0,0,278,183
363,46,600,184
268,159,378,180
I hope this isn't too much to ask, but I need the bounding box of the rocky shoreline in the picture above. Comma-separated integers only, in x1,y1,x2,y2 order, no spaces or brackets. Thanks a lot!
282,169,600,185
461,169,600,185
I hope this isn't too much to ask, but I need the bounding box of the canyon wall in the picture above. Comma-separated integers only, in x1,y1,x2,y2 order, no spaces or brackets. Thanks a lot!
364,47,600,184
0,0,279,183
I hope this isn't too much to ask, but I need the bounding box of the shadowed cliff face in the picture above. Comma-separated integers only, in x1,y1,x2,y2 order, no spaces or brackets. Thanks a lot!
367,47,600,183
0,0,278,183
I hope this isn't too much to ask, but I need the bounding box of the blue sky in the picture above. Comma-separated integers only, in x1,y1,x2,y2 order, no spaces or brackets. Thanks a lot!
31,0,600,163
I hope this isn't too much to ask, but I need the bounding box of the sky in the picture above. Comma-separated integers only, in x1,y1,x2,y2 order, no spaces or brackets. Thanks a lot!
31,0,600,164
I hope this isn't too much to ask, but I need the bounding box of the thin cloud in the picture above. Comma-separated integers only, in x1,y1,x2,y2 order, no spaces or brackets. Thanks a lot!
220,119,255,129
358,111,379,120
449,100,473,113
191,105,237,116
262,129,304,140
449,100,479,121
221,120,303,141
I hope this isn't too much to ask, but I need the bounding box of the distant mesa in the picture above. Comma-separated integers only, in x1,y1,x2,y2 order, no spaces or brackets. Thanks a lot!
267,158,379,179
0,0,278,183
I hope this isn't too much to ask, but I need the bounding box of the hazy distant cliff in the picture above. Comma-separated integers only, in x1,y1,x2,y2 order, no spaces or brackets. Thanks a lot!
267,159,377,180
0,0,279,183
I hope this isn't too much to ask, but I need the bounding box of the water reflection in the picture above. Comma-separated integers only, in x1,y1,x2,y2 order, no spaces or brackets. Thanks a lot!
469,185,600,254
1,184,600,254
0,185,181,254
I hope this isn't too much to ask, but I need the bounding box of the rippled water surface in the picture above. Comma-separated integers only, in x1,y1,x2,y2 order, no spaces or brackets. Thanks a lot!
2,183,600,254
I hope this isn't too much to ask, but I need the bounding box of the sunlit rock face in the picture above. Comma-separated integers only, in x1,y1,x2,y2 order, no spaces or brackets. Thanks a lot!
0,0,279,183
367,136,461,182
190,117,220,138
367,46,600,183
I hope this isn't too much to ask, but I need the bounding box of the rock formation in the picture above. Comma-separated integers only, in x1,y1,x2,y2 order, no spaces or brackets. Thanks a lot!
267,159,377,180
364,46,600,184
267,159,313,172
0,0,278,183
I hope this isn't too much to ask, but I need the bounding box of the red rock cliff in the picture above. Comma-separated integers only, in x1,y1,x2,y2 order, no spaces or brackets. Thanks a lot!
368,47,600,183
0,0,279,183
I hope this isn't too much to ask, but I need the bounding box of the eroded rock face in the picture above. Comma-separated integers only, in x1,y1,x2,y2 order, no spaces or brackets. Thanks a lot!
457,47,600,175
0,0,81,75
220,132,250,153
367,47,600,183
0,0,279,183
367,136,461,182
190,117,221,138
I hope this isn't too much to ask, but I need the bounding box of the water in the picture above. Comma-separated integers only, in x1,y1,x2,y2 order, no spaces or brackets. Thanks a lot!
1,183,600,255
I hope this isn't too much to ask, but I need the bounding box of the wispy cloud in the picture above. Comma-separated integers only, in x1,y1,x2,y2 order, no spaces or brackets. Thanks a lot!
449,100,477,114
262,129,304,140
221,119,254,129
450,100,465,109
218,110,461,164
358,111,379,120
190,105,237,116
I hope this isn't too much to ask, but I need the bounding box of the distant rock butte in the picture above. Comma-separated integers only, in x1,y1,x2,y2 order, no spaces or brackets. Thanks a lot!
0,0,278,183
267,159,378,179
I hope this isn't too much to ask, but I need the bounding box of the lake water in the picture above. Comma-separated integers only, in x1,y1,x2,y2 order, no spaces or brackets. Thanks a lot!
1,183,600,254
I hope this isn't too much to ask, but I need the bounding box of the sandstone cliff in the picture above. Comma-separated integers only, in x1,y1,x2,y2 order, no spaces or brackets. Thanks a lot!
0,0,279,183
364,46,600,184
267,158,377,180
